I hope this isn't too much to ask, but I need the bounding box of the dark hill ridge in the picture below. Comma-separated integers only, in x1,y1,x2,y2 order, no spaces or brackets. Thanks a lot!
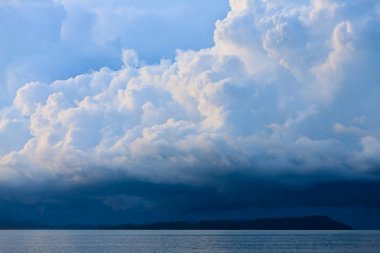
99,215,352,230
241,215,352,230
0,215,352,230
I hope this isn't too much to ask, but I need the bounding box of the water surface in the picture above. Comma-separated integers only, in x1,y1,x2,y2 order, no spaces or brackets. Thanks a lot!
0,230,379,253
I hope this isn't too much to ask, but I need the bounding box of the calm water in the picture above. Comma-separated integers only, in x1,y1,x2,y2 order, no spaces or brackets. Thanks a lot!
0,230,379,253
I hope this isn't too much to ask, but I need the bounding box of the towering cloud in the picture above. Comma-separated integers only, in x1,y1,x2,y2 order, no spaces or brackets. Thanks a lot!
1,0,380,185
0,0,227,105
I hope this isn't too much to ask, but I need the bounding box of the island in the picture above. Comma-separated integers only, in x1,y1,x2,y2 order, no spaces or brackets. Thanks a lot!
0,215,352,230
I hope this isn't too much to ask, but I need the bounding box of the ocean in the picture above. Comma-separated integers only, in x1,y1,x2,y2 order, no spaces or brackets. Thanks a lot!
0,230,379,253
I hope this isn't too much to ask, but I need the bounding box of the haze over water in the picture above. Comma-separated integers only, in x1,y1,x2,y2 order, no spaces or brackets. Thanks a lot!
0,230,379,253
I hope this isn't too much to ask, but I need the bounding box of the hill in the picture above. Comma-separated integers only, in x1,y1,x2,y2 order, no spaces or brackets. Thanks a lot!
0,215,352,230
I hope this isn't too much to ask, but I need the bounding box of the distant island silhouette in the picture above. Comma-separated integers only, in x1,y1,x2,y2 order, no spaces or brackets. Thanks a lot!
0,215,352,230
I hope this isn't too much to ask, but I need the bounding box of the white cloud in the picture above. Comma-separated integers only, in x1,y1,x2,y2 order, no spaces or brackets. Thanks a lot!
333,123,362,135
360,136,380,159
311,20,354,102
0,0,228,105
0,0,380,185
353,136,380,171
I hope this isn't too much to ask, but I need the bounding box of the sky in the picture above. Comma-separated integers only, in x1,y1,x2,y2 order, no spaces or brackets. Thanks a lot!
0,0,380,229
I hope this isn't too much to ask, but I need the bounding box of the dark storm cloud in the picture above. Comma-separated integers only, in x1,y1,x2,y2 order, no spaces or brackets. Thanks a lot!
1,170,380,227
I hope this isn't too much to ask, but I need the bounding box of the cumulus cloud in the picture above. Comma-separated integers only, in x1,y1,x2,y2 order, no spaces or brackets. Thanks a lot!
0,0,380,189
0,0,228,105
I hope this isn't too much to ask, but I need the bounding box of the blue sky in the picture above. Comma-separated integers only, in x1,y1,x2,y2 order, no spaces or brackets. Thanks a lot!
1,0,380,228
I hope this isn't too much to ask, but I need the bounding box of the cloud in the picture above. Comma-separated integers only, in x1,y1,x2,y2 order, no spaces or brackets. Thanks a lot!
352,136,380,171
0,0,380,185
0,0,228,105
1,174,380,227
0,0,380,226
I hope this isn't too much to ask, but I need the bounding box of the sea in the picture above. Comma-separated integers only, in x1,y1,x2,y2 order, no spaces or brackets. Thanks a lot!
0,230,379,253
